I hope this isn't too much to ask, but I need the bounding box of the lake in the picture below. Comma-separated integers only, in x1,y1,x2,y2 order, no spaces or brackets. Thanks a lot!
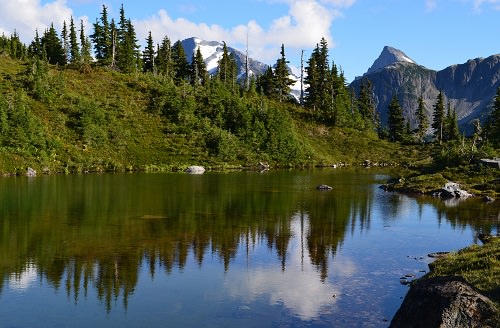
0,169,498,327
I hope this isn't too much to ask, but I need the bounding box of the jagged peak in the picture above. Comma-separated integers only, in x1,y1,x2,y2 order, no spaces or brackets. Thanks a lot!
366,46,416,75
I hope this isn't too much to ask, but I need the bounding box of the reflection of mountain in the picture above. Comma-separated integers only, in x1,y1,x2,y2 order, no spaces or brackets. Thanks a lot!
0,171,421,312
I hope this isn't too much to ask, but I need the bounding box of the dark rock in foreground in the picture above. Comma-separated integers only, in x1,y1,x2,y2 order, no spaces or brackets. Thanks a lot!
390,275,499,328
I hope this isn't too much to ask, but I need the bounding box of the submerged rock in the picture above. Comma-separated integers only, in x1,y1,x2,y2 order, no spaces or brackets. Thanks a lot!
316,184,333,190
390,275,500,328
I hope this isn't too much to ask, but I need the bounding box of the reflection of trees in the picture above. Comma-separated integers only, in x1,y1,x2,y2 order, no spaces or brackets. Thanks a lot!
0,171,378,310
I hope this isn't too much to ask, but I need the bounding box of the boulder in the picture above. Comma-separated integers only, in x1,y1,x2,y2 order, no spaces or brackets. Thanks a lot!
26,167,37,177
316,184,333,190
185,166,205,174
390,276,499,328
431,182,472,199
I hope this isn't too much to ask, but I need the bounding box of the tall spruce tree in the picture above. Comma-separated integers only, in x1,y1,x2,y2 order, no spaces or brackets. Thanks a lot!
172,40,190,83
190,47,207,86
444,102,459,142
415,95,428,142
61,20,69,64
156,35,173,79
274,44,295,102
90,5,111,65
357,78,376,129
217,42,237,88
42,24,65,65
489,87,500,145
387,95,405,142
69,16,80,65
256,66,276,98
432,90,445,143
142,31,155,73
79,20,92,65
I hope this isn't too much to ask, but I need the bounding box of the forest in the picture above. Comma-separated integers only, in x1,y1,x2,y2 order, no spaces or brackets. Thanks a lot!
1,4,500,177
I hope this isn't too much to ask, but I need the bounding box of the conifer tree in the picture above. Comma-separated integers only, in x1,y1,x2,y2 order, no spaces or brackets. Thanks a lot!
172,40,190,83
274,44,295,102
142,31,155,73
489,87,500,145
69,16,81,65
415,95,428,142
90,5,111,65
29,29,42,59
156,35,173,79
117,19,140,72
190,47,207,86
79,20,92,65
357,78,376,129
217,42,237,88
61,20,69,64
257,66,276,98
432,90,445,143
42,24,65,65
444,102,459,142
387,95,405,142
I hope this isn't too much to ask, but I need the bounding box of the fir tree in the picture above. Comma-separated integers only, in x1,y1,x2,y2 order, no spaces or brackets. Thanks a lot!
69,16,81,65
172,40,190,83
257,66,276,98
28,29,42,59
61,20,69,64
142,31,155,73
274,44,295,102
79,20,92,65
42,24,65,65
357,78,376,129
415,95,428,143
489,87,500,145
90,5,111,65
444,102,459,142
190,47,207,86
217,42,237,88
387,95,405,142
432,90,445,143
156,35,173,79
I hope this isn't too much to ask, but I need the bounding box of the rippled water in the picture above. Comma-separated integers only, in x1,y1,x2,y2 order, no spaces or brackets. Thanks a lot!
0,169,498,327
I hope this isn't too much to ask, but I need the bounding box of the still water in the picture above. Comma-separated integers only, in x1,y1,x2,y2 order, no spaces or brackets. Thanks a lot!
0,169,499,327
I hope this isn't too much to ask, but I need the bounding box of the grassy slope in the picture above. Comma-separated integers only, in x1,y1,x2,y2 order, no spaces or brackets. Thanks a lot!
0,55,407,174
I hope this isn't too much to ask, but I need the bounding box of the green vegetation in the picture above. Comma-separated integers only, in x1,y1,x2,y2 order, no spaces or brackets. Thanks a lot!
426,237,500,305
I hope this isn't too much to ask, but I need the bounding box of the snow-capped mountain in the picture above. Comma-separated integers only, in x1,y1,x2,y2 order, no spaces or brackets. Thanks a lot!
181,37,269,79
181,37,302,100
365,46,417,75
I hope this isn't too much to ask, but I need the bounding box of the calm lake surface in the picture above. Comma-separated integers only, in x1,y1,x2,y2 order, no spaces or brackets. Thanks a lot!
1,169,499,327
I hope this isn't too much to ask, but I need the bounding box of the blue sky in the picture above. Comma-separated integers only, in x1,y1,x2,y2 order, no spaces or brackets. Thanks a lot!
0,0,499,82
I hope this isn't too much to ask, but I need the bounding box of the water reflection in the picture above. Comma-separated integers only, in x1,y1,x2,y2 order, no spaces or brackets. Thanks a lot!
0,170,498,325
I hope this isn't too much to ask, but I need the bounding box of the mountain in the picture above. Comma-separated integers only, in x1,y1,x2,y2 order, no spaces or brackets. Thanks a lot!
366,46,417,75
181,37,269,79
350,47,500,134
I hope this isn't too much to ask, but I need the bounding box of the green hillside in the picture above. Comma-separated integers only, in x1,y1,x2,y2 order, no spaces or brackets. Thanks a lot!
0,53,406,175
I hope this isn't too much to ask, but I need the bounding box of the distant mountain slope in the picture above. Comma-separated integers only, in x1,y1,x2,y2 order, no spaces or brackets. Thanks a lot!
350,47,500,134
181,37,269,79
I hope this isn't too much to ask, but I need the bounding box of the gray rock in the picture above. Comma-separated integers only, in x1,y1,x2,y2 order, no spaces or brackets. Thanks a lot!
185,166,205,174
431,182,472,199
316,184,333,190
390,276,500,328
26,167,36,177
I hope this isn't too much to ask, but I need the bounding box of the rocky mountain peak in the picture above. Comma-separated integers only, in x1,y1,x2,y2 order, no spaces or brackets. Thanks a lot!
366,46,417,75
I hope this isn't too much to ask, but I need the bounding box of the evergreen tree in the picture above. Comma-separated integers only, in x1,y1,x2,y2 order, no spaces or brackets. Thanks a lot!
142,31,155,73
432,90,445,143
217,42,237,88
117,19,140,72
79,20,92,65
28,29,42,59
357,78,376,129
172,40,190,83
69,16,81,65
305,38,330,116
156,35,173,79
274,44,295,102
415,95,428,143
445,102,459,142
90,5,111,65
256,66,276,98
61,20,69,64
190,47,207,86
387,95,405,142
42,24,65,65
489,87,500,145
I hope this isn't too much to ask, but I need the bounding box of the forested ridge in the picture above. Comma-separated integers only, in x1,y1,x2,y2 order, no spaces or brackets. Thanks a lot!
1,4,500,176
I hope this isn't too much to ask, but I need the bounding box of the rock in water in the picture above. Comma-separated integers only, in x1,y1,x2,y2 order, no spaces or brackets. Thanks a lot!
316,184,333,190
185,166,206,174
390,276,499,328
26,167,37,177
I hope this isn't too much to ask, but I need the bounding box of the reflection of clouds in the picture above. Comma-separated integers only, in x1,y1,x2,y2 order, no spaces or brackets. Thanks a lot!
9,262,37,291
225,214,356,321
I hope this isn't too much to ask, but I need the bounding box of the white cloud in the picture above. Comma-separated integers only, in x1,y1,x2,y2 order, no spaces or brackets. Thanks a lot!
0,0,89,44
133,0,355,65
425,0,437,11
470,0,500,11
